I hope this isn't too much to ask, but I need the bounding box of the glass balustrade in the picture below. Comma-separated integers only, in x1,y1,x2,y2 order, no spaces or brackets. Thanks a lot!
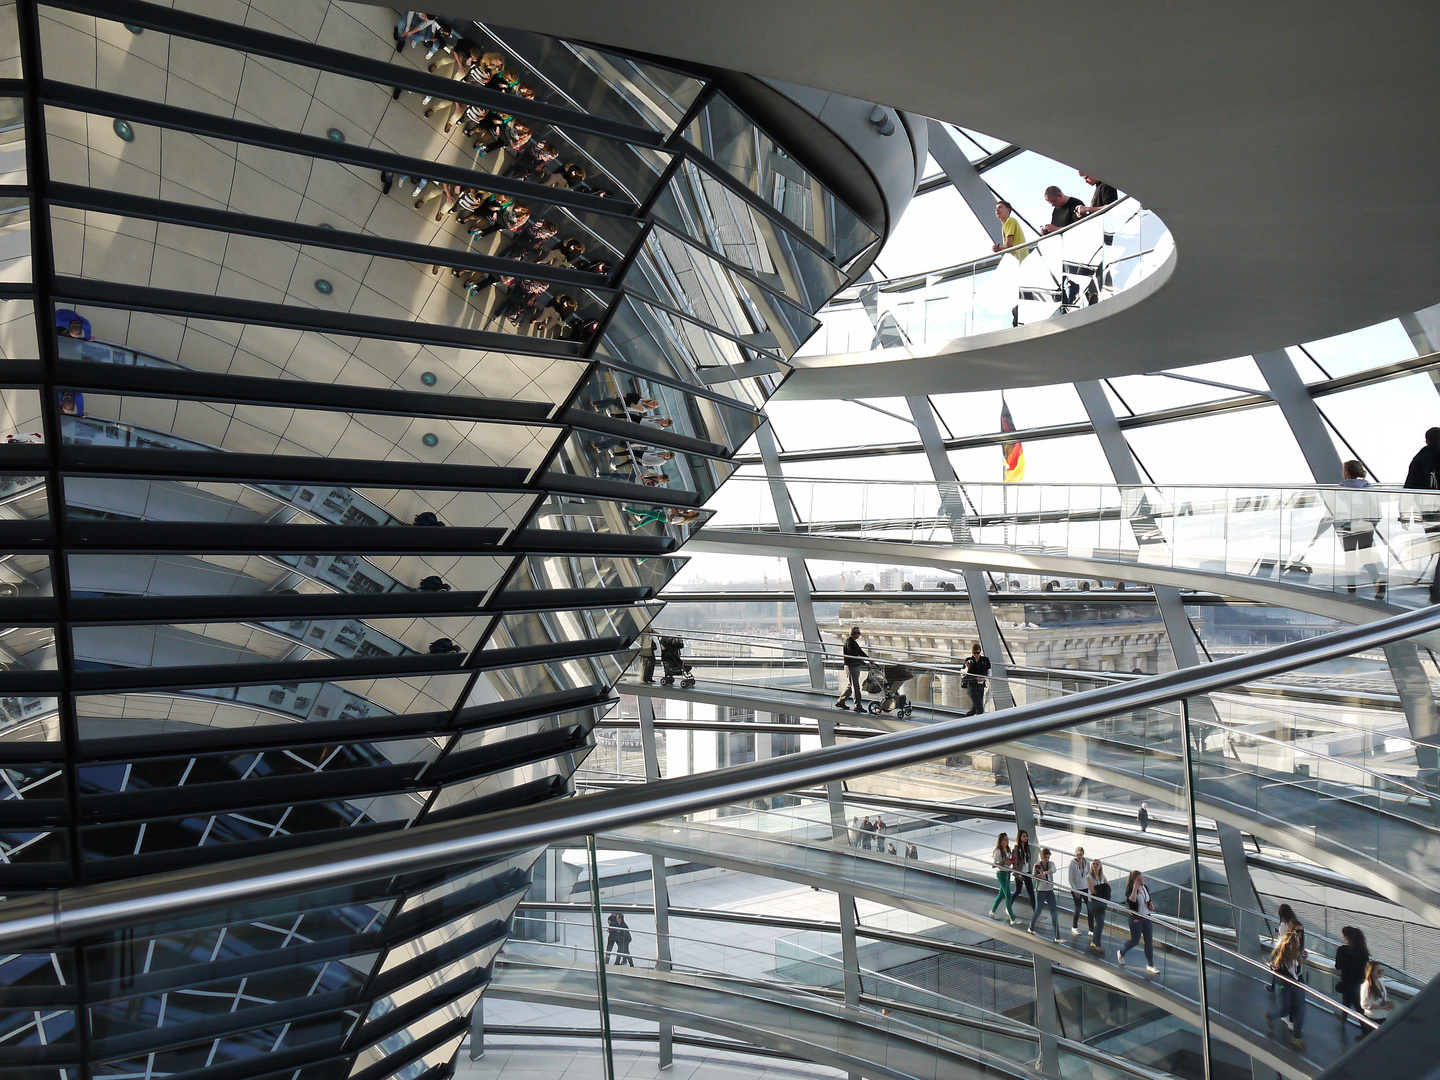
796,199,1172,356
501,903,1171,1080
710,476,1440,610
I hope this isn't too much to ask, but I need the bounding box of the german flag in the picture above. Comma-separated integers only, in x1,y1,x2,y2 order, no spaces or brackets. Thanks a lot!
1000,397,1025,482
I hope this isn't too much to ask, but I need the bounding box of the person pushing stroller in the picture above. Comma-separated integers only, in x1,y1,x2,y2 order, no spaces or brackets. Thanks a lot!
835,626,868,711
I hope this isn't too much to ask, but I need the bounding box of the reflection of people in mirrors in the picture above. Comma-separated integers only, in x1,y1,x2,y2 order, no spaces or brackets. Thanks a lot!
58,390,83,417
55,308,93,340
623,505,699,528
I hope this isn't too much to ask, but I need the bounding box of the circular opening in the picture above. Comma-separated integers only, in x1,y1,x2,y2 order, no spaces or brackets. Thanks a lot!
112,120,135,143
326,128,346,143
420,372,438,387
314,279,333,295
422,433,439,448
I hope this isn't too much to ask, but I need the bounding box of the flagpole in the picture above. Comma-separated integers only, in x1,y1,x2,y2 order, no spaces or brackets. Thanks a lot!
1001,393,1010,553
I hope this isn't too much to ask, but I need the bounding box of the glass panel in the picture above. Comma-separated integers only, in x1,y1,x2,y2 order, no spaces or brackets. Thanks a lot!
77,673,473,740
650,155,845,311
627,225,819,357
41,12,672,206
597,293,790,409
549,429,734,503
501,553,686,595
683,93,876,264
53,307,587,408
50,208,611,347
483,605,657,649
55,390,555,472
64,478,532,533
42,106,639,284
68,551,508,601
71,613,488,669
478,22,702,135
464,651,630,707
0,195,31,283
572,365,764,454
0,95,26,185
525,490,711,546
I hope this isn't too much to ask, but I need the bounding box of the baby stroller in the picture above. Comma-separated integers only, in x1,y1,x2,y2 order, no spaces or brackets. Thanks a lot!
862,663,913,718
658,635,695,688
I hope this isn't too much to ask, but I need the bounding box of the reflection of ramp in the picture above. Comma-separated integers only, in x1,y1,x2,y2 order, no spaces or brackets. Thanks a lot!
598,819,1321,1080
495,960,1038,1080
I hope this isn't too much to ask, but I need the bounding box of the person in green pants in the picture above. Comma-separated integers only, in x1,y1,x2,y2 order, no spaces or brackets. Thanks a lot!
990,832,1016,924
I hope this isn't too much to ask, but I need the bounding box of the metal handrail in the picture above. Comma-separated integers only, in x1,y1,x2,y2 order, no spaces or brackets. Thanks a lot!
634,626,1436,806
718,474,1440,495
3,604,1440,950
825,197,1144,298
500,923,1173,1080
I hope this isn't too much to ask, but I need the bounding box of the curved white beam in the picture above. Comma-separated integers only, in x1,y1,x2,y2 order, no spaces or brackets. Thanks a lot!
685,528,1422,631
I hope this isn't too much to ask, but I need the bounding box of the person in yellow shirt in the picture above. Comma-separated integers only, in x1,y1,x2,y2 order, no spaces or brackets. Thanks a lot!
992,200,1028,261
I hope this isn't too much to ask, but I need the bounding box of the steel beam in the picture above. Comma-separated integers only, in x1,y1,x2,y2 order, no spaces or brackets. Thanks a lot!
638,697,675,1068
925,121,1003,244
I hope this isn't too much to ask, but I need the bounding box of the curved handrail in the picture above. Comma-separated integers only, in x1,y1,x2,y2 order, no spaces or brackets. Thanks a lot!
798,198,1171,354
2,604,1438,951
606,805,1383,1055
630,649,1440,828
498,921,1176,1080
637,627,1433,803
639,794,1428,991
829,197,1142,299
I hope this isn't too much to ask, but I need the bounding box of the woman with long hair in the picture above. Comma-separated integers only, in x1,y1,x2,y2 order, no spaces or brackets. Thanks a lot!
1085,859,1111,952
1012,829,1035,913
1270,904,1306,992
1116,869,1158,973
1264,929,1307,1051
1334,926,1370,1034
1359,959,1393,1038
989,832,1015,925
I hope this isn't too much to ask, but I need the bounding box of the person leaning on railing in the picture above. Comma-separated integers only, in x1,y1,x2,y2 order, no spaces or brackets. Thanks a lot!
1041,185,1085,234
1076,171,1118,216
991,201,1028,262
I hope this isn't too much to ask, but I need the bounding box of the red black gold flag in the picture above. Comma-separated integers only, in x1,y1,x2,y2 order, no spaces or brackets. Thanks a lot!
1000,397,1025,482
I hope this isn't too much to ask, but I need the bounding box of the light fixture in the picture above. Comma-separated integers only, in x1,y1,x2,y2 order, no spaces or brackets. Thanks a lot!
422,433,439,448
420,372,437,387
124,24,144,34
112,120,135,143
314,279,333,295
326,128,345,143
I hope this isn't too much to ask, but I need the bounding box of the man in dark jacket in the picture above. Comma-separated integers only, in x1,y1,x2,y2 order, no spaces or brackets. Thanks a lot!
961,642,991,716
835,626,868,711
1404,427,1440,603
